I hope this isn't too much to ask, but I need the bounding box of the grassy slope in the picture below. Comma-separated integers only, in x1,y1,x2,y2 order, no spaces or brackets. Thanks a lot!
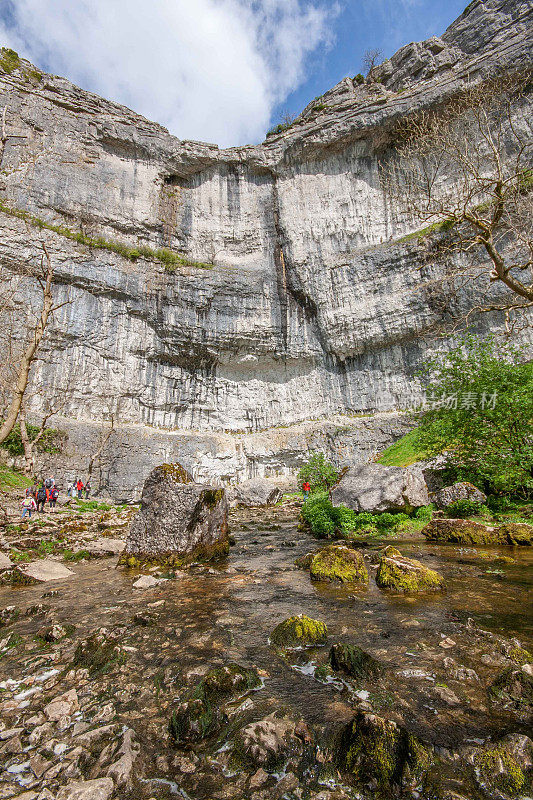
0,465,32,492
376,429,426,467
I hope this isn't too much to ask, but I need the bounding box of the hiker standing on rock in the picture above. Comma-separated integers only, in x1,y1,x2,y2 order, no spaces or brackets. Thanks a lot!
21,494,37,519
76,477,84,499
84,479,91,499
302,481,311,501
36,483,47,513
49,484,59,512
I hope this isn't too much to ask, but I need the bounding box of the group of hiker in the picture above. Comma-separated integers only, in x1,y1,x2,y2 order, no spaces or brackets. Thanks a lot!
20,476,91,518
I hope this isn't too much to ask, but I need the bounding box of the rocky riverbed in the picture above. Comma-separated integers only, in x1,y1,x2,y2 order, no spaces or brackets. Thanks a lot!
0,499,532,799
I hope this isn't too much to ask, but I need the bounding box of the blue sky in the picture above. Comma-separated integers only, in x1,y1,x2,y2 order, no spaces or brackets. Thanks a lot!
0,0,469,147
275,0,469,124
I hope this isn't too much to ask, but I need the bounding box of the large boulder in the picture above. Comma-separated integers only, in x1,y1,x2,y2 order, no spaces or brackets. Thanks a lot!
331,463,429,513
310,545,368,584
121,463,228,566
434,481,487,509
423,519,533,546
375,546,445,593
233,479,282,507
467,734,533,800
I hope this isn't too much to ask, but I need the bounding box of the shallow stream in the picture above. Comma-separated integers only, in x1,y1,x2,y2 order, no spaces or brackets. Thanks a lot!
1,502,532,798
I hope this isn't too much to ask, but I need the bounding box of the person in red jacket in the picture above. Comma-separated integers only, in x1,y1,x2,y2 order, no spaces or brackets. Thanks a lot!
76,478,84,499
302,481,311,502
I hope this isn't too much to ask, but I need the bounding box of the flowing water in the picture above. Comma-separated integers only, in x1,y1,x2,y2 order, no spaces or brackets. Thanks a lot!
1,502,532,798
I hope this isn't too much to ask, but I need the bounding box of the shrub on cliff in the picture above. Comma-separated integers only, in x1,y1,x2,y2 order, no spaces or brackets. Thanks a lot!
298,452,339,493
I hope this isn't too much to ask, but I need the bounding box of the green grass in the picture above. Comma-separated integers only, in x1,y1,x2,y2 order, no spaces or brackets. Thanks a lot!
0,466,32,492
399,218,454,243
377,429,426,467
0,200,213,272
0,48,21,74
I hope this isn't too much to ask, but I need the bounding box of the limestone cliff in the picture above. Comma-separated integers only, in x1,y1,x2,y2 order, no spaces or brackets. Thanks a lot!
0,0,531,494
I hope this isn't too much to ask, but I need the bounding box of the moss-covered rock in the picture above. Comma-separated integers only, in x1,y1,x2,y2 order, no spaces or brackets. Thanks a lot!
423,518,533,545
310,544,368,584
470,734,533,799
496,523,533,546
121,465,228,566
489,667,533,715
329,643,382,680
336,711,432,788
376,547,445,593
422,518,498,544
169,663,260,745
270,615,328,649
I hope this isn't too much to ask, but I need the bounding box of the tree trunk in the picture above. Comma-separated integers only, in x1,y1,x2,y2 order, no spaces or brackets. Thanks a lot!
0,249,54,445
19,406,35,477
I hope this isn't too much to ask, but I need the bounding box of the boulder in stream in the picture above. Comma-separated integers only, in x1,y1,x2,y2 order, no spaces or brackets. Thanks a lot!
423,519,533,545
376,546,445,593
169,663,260,745
232,715,304,770
329,643,382,680
331,463,429,513
121,463,229,566
336,710,432,789
233,479,282,507
270,615,328,649
310,545,368,584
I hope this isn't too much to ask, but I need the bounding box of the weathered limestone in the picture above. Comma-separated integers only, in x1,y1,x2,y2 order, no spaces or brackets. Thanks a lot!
434,482,487,509
232,479,282,507
121,463,228,565
0,0,531,494
331,463,429,513
17,560,75,583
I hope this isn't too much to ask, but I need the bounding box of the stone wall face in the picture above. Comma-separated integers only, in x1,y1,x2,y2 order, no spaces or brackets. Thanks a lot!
0,0,531,485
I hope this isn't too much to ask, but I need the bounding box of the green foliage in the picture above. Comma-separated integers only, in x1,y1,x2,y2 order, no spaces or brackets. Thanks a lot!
300,492,408,538
0,48,21,74
417,335,533,496
0,466,32,491
445,498,484,518
377,429,427,467
414,505,434,521
353,73,365,84
0,200,212,272
0,422,64,457
298,452,339,492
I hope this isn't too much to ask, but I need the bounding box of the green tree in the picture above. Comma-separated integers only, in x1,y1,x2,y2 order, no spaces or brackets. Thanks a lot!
297,452,339,493
416,335,533,496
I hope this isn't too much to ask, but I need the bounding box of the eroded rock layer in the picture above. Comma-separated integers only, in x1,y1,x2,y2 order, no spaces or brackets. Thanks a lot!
0,0,532,489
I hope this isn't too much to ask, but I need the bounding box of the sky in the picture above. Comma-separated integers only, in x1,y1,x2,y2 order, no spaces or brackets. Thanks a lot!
0,0,469,148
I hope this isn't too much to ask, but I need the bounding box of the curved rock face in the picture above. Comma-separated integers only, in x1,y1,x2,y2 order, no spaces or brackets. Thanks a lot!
0,0,531,485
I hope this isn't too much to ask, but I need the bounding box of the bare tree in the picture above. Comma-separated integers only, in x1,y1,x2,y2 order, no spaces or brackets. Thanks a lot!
18,396,67,477
383,73,533,322
0,242,68,445
363,48,383,79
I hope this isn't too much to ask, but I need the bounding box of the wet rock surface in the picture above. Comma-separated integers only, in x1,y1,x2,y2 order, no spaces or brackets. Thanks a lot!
0,498,532,799
309,545,368,584
423,519,533,545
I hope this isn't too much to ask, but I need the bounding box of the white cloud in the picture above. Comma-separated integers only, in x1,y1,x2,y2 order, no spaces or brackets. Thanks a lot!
0,0,337,147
